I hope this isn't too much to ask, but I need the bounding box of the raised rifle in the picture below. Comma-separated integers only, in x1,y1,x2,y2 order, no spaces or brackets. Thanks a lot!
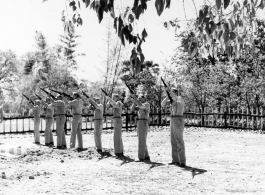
22,94,35,105
124,82,135,95
50,89,74,101
101,88,108,96
82,91,90,99
40,88,56,100
82,91,96,109
35,93,42,101
161,77,173,103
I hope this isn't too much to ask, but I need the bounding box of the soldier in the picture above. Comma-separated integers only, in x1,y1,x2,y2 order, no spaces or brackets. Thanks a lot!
27,99,42,144
42,97,54,146
51,94,67,149
0,105,3,123
161,88,186,167
105,93,124,157
131,94,151,162
86,96,103,153
65,92,83,149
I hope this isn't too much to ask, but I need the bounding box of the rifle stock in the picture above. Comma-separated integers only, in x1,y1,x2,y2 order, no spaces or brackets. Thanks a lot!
161,77,173,103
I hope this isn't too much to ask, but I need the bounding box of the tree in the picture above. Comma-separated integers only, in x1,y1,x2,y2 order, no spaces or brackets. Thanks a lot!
0,50,19,97
101,15,130,97
59,29,82,70
45,0,265,65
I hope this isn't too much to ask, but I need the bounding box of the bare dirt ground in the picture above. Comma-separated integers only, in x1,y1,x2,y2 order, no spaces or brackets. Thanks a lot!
1,127,265,195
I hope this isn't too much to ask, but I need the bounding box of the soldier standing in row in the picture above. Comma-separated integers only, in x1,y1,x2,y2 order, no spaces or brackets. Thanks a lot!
42,97,54,146
105,93,124,157
86,96,103,153
28,100,42,144
161,88,186,167
0,104,3,123
65,92,83,149
131,94,151,162
51,95,67,149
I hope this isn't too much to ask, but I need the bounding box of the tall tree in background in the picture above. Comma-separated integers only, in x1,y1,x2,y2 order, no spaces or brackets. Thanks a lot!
59,29,81,70
0,50,19,103
102,15,130,96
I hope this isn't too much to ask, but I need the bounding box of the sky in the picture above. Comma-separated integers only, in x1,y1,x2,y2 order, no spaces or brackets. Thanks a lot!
0,0,203,82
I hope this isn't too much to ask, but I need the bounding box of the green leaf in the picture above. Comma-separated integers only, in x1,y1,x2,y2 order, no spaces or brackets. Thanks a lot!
228,18,235,31
229,31,237,40
134,0,139,7
233,4,238,14
133,36,138,44
118,17,124,37
188,42,197,58
259,0,264,9
140,53,145,63
120,30,125,46
136,5,143,19
216,0,222,10
224,0,230,9
210,21,217,33
155,0,165,16
198,9,205,25
72,5,77,11
90,0,95,9
141,0,147,10
114,17,118,33
85,0,90,8
96,1,106,23
165,0,170,8
129,34,134,44
142,28,148,42
72,14,76,24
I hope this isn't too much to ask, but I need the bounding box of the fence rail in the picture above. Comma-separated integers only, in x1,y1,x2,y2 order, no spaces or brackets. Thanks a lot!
1,108,265,134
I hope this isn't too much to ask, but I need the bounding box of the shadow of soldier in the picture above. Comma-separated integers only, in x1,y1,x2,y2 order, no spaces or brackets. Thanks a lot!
181,165,207,178
97,150,113,161
118,156,135,166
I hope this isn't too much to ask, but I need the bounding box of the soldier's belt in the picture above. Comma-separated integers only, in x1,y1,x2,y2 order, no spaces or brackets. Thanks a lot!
73,113,82,115
55,114,66,116
93,118,103,121
137,118,148,121
170,115,184,118
113,116,122,119
46,117,53,119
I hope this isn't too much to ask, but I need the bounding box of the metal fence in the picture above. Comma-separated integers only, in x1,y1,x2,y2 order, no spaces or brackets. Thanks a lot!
1,107,265,134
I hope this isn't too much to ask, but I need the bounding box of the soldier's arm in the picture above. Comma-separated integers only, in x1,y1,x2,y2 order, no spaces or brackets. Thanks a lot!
88,98,100,109
140,102,150,112
51,100,64,106
161,96,169,108
106,96,118,107
65,99,78,106
97,104,104,112
130,101,136,112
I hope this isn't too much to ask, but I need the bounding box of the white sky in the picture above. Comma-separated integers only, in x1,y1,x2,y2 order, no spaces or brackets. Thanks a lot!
0,0,204,82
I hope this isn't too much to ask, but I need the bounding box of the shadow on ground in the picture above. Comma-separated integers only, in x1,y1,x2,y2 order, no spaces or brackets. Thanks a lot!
118,156,135,166
182,165,207,178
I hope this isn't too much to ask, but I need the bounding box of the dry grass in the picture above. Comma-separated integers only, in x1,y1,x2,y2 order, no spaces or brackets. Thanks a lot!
1,127,265,195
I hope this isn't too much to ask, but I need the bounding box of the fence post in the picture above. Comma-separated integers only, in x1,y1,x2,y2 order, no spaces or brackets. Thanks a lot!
224,111,227,128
